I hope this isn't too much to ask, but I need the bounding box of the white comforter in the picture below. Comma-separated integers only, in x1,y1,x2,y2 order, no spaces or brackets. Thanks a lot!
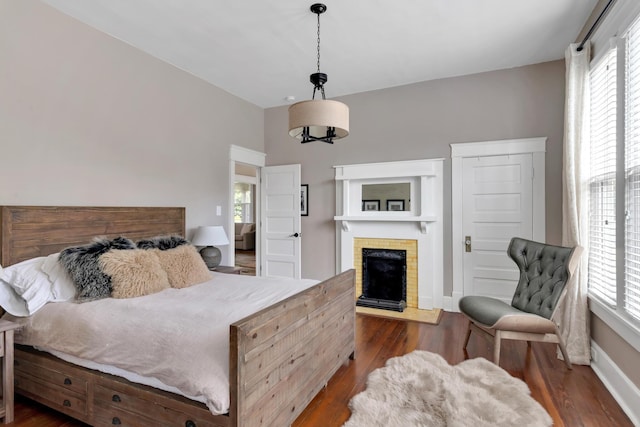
4,272,318,415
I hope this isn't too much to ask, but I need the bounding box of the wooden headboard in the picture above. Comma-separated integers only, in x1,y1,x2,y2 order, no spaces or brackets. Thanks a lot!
0,206,185,266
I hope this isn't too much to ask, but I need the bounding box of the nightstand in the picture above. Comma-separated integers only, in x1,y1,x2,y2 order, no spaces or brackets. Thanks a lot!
0,320,20,424
214,265,243,274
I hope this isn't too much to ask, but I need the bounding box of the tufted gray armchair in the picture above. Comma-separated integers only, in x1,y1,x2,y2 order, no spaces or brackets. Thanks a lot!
459,237,583,368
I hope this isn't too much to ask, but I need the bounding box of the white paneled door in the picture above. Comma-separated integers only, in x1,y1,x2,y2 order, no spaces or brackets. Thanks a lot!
451,138,546,310
461,154,534,302
260,164,302,279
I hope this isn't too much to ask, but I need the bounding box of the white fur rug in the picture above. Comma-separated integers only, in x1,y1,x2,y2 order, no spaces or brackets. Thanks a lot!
343,351,552,427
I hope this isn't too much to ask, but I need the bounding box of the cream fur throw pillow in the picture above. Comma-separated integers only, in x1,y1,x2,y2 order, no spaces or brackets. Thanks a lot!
99,249,170,299
154,245,212,289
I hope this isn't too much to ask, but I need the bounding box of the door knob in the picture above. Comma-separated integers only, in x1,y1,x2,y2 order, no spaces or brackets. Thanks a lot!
465,236,472,252
289,232,300,237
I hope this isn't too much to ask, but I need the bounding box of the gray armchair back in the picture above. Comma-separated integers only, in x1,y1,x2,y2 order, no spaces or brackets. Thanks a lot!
508,238,575,319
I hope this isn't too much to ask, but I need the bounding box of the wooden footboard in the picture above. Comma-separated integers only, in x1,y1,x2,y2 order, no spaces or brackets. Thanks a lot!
229,269,356,427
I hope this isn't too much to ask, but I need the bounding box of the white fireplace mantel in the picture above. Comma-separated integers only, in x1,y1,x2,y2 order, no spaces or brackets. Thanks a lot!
333,216,438,233
334,158,444,309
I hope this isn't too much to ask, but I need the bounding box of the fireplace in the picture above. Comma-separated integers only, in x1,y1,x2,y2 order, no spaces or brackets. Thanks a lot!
334,158,444,310
357,248,407,312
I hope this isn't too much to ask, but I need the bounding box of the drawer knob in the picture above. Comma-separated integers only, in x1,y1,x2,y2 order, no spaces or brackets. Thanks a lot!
185,421,196,427
64,378,72,385
112,417,121,425
63,399,71,407
112,394,121,402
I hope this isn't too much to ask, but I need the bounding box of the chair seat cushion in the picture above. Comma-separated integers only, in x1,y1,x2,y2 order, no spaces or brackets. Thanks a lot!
459,295,557,333
459,296,522,326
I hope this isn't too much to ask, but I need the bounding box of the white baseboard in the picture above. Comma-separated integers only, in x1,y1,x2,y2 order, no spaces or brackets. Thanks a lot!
418,296,433,310
442,292,464,312
449,291,463,313
590,340,640,426
442,296,453,312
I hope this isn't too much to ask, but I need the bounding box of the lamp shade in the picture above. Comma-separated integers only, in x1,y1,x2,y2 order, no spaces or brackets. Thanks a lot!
288,99,349,140
191,226,229,247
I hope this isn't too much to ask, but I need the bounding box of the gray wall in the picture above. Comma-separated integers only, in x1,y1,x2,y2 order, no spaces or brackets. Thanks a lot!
265,60,566,293
0,0,264,264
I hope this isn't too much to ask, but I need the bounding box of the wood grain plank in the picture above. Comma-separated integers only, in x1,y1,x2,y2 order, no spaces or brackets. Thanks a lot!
0,206,185,266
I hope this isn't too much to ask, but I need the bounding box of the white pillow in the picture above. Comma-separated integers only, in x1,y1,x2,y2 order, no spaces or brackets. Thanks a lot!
0,257,51,315
0,262,30,316
0,279,30,317
41,253,77,301
0,253,76,316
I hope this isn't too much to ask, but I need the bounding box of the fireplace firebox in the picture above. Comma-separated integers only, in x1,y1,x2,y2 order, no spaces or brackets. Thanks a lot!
357,248,407,312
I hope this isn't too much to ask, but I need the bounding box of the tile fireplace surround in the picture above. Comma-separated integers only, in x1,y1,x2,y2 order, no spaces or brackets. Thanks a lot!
334,159,444,309
354,238,418,308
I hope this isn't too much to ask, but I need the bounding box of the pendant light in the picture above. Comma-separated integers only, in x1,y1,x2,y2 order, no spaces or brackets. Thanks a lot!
288,3,349,144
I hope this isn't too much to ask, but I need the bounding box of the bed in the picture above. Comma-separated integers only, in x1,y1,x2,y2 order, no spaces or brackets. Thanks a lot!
0,205,355,426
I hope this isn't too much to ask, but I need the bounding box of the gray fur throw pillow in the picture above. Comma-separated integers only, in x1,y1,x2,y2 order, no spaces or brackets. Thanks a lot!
59,236,136,301
136,235,188,250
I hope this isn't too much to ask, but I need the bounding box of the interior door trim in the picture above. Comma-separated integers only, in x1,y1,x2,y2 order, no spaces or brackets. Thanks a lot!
229,145,266,272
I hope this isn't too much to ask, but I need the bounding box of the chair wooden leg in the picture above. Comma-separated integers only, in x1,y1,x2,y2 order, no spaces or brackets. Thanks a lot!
555,329,573,369
493,330,502,365
463,321,472,349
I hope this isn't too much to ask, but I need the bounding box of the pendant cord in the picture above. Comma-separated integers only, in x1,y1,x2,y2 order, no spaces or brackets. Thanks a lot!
311,9,326,100
316,12,321,74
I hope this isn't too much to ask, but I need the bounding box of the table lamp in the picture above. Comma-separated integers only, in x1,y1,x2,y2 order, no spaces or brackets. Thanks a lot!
191,225,229,269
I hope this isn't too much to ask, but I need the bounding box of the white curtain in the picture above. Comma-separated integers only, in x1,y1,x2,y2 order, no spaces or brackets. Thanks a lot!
560,43,591,365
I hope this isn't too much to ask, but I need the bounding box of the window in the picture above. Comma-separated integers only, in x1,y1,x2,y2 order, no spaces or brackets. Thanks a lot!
625,18,640,320
234,182,254,223
588,15,640,325
589,47,618,306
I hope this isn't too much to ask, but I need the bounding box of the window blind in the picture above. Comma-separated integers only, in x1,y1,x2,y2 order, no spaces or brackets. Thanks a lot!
625,18,640,321
589,47,618,306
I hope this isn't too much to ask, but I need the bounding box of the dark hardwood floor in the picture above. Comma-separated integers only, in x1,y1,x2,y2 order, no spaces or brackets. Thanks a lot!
9,312,633,426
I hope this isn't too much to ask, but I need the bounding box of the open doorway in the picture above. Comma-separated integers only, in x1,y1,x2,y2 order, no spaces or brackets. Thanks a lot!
229,145,265,276
233,163,257,275
229,145,302,279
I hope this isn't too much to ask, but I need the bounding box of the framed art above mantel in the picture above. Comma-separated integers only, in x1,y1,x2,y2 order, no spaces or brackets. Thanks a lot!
362,200,380,211
387,199,405,211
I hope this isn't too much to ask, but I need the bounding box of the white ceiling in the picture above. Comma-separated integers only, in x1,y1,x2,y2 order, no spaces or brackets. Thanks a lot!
42,0,598,108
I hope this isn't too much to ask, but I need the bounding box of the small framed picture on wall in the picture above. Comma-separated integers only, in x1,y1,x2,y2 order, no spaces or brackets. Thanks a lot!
301,184,309,216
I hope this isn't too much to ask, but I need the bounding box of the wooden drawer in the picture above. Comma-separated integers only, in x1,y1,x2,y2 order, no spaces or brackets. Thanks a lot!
95,380,223,427
15,355,88,395
94,403,160,427
15,371,87,418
